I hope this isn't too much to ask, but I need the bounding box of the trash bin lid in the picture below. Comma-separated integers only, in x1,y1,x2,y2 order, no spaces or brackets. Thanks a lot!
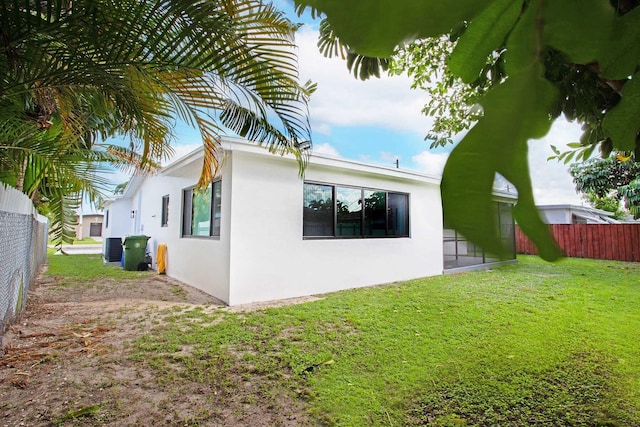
123,235,150,245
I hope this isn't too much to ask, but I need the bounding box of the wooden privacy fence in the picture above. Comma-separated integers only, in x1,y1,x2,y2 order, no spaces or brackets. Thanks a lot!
516,224,640,262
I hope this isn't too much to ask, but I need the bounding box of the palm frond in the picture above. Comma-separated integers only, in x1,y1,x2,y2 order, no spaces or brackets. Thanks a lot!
46,189,81,249
317,17,389,81
2,0,313,214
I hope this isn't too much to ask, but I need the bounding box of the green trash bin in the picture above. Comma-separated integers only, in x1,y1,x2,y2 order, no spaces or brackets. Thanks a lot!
123,235,150,271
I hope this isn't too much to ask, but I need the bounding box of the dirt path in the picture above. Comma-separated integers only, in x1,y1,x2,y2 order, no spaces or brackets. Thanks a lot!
0,268,312,426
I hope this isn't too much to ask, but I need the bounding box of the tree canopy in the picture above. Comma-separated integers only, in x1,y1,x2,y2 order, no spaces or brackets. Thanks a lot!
570,155,640,218
297,0,640,260
1,0,313,245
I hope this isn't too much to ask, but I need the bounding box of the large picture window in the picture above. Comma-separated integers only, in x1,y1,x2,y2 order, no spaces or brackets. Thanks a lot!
303,182,409,238
182,181,221,238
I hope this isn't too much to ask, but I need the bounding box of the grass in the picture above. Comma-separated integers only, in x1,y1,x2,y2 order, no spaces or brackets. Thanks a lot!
46,249,150,282
48,253,640,425
48,237,100,246
69,237,100,245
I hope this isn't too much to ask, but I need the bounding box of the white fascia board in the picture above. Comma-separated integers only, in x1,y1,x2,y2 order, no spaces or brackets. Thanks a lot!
224,137,442,186
309,153,441,185
161,144,206,177
491,189,518,202
102,196,124,208
120,175,146,198
159,136,442,186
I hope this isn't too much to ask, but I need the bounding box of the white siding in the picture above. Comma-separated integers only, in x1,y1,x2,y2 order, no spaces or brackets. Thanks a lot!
102,199,134,239
226,150,443,305
107,139,445,306
133,157,232,304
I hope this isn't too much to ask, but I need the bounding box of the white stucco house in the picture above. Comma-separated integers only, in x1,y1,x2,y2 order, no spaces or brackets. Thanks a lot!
103,137,516,305
74,213,104,240
537,204,619,224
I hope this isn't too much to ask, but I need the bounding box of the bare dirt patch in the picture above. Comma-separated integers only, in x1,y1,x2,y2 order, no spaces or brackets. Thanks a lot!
0,267,313,426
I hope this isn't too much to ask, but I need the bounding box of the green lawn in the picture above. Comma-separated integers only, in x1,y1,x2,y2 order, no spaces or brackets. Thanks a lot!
53,254,640,425
46,250,150,282
47,237,100,245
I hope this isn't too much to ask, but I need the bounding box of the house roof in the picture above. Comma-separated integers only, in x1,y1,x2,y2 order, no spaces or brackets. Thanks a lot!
537,204,619,224
76,213,104,218
116,136,518,201
111,175,147,199
102,174,147,208
161,136,443,185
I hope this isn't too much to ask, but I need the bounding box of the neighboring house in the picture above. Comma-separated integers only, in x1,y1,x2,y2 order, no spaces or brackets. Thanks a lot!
74,213,104,240
103,137,516,306
537,204,619,224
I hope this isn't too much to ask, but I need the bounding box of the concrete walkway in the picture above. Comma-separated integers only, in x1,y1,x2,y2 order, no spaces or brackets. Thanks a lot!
53,244,102,255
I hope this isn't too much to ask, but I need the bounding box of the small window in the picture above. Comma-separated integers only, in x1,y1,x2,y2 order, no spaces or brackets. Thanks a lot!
161,195,169,227
105,209,109,229
212,181,222,236
182,181,221,238
303,182,409,239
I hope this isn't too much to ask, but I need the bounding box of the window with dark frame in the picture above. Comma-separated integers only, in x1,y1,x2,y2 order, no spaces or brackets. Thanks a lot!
181,181,221,238
161,195,169,227
303,182,409,238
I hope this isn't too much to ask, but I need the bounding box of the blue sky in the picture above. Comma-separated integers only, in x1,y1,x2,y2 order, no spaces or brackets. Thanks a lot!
104,0,585,206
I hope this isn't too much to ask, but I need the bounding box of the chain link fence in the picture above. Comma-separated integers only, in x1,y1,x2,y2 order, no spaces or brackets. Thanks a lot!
0,184,48,334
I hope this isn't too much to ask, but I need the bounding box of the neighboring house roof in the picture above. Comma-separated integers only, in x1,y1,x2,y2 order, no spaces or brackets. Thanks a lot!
537,204,619,224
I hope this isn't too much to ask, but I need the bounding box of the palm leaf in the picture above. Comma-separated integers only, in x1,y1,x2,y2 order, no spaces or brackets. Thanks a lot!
1,0,313,235
316,17,390,81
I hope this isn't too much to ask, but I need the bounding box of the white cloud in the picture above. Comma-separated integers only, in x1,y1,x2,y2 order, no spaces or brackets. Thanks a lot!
528,119,583,205
296,28,432,136
411,150,449,176
358,154,373,163
312,123,332,136
99,169,130,191
294,27,587,207
379,151,401,163
162,143,201,166
409,118,584,205
312,142,341,157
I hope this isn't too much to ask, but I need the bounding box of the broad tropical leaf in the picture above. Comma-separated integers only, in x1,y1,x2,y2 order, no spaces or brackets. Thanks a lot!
297,0,640,260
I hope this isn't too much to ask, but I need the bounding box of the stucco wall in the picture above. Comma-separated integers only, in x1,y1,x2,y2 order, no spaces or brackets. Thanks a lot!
75,214,103,239
103,199,134,239
106,140,445,306
133,157,232,304
226,149,443,305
